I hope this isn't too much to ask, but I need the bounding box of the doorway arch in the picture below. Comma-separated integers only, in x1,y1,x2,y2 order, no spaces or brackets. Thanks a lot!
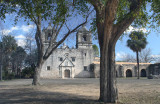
141,69,146,77
126,69,132,77
64,69,70,78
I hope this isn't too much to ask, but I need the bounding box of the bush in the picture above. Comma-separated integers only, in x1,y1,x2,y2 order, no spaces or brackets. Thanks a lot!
2,71,15,80
22,67,34,78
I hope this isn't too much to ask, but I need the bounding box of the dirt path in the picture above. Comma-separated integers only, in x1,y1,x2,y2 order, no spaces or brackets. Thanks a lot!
0,78,160,104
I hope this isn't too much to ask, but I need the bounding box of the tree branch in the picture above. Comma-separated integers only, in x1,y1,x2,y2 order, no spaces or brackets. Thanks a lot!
20,2,37,24
65,22,70,31
56,22,65,35
111,0,143,45
86,0,104,12
43,9,93,60
44,22,65,57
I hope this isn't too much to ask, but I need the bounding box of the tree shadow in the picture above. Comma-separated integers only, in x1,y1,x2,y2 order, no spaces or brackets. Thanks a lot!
0,87,100,104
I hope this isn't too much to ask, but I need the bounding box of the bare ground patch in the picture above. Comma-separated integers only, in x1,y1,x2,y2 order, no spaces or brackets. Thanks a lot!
0,78,160,104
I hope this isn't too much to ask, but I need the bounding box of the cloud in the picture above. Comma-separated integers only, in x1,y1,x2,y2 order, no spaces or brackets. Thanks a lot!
151,55,160,58
1,25,35,35
1,26,19,35
15,35,26,39
116,52,127,60
15,35,26,47
17,39,26,47
11,26,19,31
21,25,35,32
125,26,150,33
1,29,11,35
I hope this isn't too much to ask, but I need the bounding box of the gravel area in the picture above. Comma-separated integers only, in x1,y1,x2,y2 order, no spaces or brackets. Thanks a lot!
0,78,160,104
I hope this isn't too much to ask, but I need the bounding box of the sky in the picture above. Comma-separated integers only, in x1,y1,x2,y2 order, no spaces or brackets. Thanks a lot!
0,5,160,63
115,29,160,61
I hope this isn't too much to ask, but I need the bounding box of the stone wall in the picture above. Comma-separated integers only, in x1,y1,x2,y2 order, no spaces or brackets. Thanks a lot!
92,61,151,78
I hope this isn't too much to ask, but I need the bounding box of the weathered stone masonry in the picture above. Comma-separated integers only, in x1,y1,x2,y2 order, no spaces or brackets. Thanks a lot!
40,25,159,79
40,25,94,78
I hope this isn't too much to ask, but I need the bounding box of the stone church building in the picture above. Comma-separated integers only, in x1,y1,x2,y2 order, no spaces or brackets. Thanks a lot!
40,25,94,78
40,25,159,79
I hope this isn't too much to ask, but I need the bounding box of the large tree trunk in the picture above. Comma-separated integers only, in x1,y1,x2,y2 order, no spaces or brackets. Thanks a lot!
136,51,140,79
32,61,43,85
89,0,143,102
99,41,118,103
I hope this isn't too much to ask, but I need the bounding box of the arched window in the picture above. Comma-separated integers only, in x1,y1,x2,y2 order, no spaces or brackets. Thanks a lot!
82,35,87,41
126,69,132,77
141,69,146,77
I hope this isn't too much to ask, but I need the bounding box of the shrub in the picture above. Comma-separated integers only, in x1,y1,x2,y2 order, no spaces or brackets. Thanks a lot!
22,67,34,78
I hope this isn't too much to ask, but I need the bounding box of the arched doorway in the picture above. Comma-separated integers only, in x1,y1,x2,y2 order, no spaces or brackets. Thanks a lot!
64,69,70,78
141,69,146,77
126,69,132,77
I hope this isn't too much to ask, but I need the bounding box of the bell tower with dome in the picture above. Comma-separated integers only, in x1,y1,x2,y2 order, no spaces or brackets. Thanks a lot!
76,25,92,49
42,23,57,51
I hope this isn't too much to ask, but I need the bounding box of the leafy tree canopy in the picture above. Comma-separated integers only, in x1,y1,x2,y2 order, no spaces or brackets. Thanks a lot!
72,0,160,37
92,44,99,57
0,0,90,25
127,31,148,52
0,35,17,54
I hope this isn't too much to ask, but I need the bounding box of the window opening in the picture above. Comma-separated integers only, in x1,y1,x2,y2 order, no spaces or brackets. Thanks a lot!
59,57,63,61
47,66,50,70
82,35,87,41
84,66,87,71
71,57,75,62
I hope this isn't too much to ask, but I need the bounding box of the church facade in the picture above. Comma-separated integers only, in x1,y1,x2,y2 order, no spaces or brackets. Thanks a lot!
40,25,94,78
40,25,159,79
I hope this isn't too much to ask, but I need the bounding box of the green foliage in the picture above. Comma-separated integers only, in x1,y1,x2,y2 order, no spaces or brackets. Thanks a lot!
11,46,26,73
0,0,17,20
116,0,149,27
2,70,15,80
11,46,26,59
150,0,160,27
25,48,38,66
11,0,79,24
22,67,34,78
127,31,148,52
90,18,98,40
88,0,151,38
92,44,99,57
0,35,17,54
0,36,27,80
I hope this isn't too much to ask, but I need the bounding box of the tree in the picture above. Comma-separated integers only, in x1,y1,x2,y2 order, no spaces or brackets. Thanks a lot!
150,0,160,28
0,35,17,79
24,30,37,67
73,0,160,103
119,53,136,62
92,44,99,57
127,31,148,79
11,46,26,77
79,0,150,103
1,0,160,103
119,48,156,63
139,48,156,63
3,0,92,85
25,48,38,67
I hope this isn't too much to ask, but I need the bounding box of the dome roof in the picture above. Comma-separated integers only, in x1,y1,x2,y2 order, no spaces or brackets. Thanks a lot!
78,25,88,32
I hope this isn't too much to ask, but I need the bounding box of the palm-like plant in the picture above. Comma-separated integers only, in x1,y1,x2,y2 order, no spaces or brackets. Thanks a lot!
127,31,148,79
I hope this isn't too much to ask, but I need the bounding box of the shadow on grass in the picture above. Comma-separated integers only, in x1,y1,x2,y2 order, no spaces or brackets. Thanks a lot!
0,87,101,104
